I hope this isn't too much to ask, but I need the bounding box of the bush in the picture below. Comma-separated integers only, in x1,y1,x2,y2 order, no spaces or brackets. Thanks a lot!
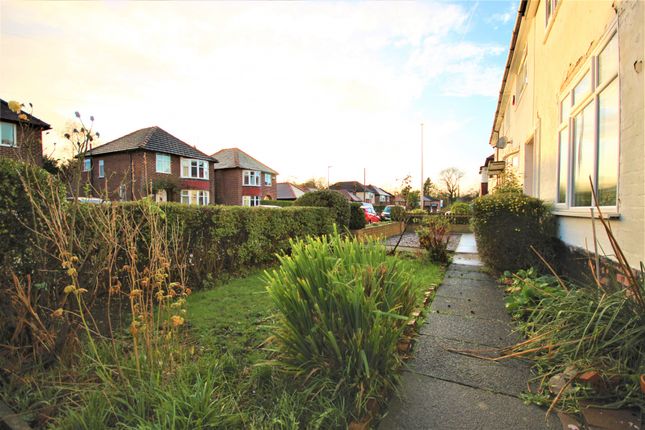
260,199,294,207
265,231,416,420
471,193,556,273
390,206,406,222
406,208,426,224
294,190,350,230
449,202,472,216
417,216,450,263
349,202,366,230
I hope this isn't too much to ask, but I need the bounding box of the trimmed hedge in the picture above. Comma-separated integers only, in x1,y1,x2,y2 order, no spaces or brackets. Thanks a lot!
471,193,556,273
294,190,350,230
349,203,367,230
260,199,294,207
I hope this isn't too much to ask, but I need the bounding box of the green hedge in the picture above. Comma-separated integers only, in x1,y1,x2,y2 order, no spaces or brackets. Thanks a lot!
260,200,294,207
349,203,366,230
294,190,350,230
471,193,556,273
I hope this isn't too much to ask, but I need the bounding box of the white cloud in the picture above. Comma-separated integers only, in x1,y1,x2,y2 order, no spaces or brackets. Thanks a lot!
0,0,503,191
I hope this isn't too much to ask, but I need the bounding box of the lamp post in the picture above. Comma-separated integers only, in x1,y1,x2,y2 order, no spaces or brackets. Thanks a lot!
327,165,332,189
420,122,424,211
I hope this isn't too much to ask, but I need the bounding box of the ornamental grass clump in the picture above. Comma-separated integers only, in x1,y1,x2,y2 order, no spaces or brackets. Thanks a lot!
265,229,416,420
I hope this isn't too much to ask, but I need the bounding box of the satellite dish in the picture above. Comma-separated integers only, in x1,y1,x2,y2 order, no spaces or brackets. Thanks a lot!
496,136,509,149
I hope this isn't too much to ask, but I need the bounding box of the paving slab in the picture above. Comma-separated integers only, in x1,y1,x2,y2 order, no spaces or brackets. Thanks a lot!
430,295,509,322
454,233,478,254
379,371,559,430
444,270,495,283
419,312,523,348
406,335,531,397
435,281,504,304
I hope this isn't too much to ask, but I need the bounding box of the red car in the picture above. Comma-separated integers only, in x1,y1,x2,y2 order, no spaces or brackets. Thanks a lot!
363,207,380,224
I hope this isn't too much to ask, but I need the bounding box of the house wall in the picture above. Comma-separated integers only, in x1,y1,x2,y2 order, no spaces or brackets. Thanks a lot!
88,151,215,203
490,0,645,267
0,124,43,166
214,168,277,205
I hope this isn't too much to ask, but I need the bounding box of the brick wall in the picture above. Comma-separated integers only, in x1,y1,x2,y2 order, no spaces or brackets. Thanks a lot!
88,150,215,203
214,168,278,205
0,123,43,166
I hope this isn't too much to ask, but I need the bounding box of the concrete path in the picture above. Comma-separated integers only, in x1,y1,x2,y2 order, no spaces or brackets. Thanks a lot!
380,234,558,430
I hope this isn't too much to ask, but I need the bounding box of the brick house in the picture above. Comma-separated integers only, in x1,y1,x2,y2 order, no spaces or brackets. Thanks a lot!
86,126,217,204
0,99,51,166
211,148,278,206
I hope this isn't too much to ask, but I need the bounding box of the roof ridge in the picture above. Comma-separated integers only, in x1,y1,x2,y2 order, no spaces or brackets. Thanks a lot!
140,126,159,148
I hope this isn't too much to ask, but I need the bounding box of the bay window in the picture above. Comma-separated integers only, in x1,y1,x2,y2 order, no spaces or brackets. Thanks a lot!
556,31,618,210
242,195,261,207
181,158,208,179
180,190,209,205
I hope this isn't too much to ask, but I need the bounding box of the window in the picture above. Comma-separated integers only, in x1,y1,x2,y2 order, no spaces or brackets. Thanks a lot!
264,173,272,186
156,153,171,174
556,32,619,209
0,122,16,147
180,190,209,205
243,170,261,186
98,160,105,178
180,158,208,179
516,52,528,100
545,0,557,27
83,158,91,172
242,195,261,207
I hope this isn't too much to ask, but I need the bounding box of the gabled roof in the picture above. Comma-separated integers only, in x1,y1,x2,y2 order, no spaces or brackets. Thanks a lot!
88,126,215,162
277,182,306,200
332,189,362,202
370,185,393,197
0,99,51,129
211,147,278,174
330,181,368,193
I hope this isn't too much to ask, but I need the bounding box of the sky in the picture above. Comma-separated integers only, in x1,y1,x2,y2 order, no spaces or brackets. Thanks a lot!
0,0,517,193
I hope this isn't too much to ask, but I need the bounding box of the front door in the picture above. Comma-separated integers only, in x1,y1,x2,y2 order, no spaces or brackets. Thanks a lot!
156,189,167,203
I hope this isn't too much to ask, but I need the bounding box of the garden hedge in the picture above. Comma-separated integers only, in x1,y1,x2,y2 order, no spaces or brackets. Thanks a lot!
260,199,294,207
293,190,350,230
349,202,366,230
471,193,556,273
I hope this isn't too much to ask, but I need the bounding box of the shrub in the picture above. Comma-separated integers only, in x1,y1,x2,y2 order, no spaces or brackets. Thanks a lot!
449,202,472,216
406,208,426,224
471,193,556,273
349,203,366,230
390,206,406,222
265,230,416,420
294,190,350,230
417,216,450,263
260,199,294,207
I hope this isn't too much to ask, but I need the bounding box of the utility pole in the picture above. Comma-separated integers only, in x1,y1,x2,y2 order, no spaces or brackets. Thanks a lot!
420,122,424,211
363,167,366,203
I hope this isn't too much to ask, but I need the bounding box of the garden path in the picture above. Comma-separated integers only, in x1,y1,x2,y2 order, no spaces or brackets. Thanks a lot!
379,234,559,429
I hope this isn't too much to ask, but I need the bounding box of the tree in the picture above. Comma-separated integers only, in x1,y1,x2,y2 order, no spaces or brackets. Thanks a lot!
398,175,412,208
439,167,464,205
42,154,60,175
407,190,420,209
423,177,439,198
298,177,327,190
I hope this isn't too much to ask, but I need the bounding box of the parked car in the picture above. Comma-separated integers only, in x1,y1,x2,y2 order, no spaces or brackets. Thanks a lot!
380,205,404,221
362,207,380,224
360,202,376,214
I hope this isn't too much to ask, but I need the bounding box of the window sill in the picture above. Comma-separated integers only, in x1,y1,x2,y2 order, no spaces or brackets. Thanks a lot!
180,177,209,180
242,184,261,187
156,171,172,175
0,144,17,148
552,210,620,219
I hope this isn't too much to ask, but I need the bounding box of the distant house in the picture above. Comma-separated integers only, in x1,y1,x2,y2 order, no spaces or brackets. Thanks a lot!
86,126,217,204
277,182,306,200
330,181,374,203
211,148,278,206
423,196,442,213
0,99,51,166
371,185,394,205
332,189,362,203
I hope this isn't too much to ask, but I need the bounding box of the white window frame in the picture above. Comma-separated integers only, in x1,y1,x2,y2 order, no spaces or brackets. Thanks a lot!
180,158,208,180
98,160,105,178
242,195,261,207
545,0,558,28
555,27,619,214
156,153,171,174
264,173,272,186
243,170,261,186
515,50,528,103
180,190,210,205
83,158,91,172
0,122,17,147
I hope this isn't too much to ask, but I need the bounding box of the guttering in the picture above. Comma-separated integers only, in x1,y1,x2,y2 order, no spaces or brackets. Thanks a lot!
488,0,528,147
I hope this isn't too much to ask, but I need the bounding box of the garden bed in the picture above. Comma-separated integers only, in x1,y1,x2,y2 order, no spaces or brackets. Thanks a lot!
1,249,444,429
